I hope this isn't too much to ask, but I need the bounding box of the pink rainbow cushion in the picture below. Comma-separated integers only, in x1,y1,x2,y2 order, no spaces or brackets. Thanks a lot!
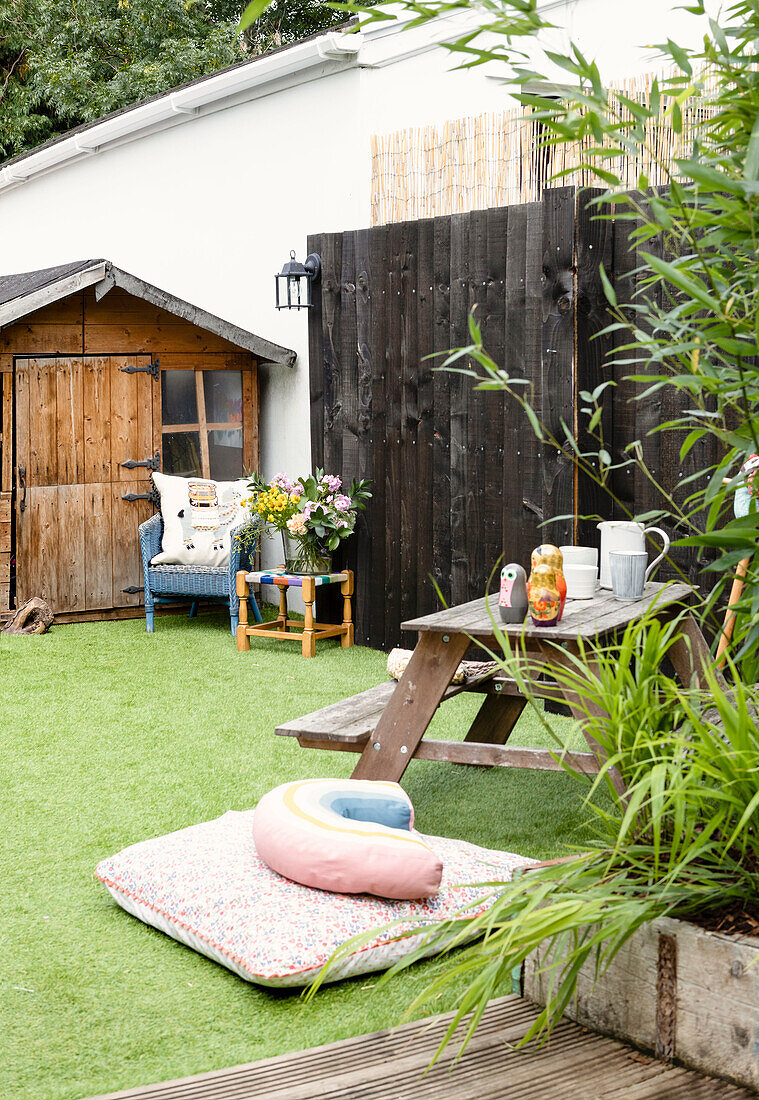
95,808,537,987
253,779,442,899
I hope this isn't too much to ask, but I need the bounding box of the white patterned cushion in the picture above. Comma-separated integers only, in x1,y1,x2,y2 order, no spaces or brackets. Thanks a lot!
151,471,250,567
95,809,536,988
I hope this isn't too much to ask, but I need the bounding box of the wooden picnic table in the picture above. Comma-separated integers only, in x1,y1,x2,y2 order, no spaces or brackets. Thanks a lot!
277,581,713,791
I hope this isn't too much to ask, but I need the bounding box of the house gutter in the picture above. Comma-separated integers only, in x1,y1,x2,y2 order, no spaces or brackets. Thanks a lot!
0,32,363,194
0,9,491,196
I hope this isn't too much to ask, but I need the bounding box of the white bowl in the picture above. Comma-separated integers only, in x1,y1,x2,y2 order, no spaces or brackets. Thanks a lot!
564,563,598,600
560,545,598,568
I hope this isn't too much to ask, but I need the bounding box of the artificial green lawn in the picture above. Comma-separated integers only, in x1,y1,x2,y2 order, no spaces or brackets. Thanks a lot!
1,610,599,1100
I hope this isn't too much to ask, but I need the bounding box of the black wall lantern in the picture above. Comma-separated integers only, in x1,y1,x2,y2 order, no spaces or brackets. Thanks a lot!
275,250,321,310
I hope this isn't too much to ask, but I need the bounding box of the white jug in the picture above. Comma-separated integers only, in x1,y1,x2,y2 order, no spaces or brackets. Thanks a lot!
597,521,670,589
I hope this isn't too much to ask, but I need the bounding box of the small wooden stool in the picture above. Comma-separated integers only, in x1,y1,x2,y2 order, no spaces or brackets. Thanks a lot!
236,568,354,658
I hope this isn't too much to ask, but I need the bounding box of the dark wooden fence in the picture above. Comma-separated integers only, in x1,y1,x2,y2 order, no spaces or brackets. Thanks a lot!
308,186,710,650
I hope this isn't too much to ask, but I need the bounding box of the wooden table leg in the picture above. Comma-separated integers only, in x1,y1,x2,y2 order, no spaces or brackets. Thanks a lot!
464,695,527,745
537,640,626,795
341,570,354,648
351,631,470,781
669,613,726,690
302,576,316,659
236,571,250,652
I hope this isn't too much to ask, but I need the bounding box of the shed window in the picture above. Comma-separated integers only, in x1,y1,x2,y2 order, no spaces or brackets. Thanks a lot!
161,369,244,480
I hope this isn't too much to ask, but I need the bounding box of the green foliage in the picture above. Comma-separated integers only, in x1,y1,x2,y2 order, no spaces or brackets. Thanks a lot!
237,0,352,47
314,611,759,1052
0,0,242,160
0,0,54,157
317,0,759,1052
1,0,356,162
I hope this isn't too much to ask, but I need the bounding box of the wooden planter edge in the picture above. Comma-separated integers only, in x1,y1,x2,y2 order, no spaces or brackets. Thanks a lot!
523,914,759,1092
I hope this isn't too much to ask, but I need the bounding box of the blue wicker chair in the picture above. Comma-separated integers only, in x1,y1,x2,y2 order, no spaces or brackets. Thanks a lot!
138,514,263,635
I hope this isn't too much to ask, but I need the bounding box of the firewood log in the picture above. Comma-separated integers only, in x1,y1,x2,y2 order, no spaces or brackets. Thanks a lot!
2,598,54,635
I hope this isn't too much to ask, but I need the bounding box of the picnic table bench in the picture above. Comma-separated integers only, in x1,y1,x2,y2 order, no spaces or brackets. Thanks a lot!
277,581,711,792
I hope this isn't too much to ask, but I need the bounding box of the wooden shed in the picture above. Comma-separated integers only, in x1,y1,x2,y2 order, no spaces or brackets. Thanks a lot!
0,259,295,621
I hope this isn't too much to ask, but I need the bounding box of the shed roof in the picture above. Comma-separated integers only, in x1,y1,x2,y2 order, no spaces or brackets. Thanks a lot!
0,259,295,365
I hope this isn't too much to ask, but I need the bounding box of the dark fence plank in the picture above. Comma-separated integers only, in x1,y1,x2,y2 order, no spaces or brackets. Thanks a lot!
466,208,490,600
432,215,452,608
416,218,436,620
503,203,529,565
321,234,344,477
609,209,639,518
399,219,419,647
353,227,373,646
384,221,404,649
340,233,359,481
368,224,389,649
632,196,664,532
307,233,325,470
575,188,615,545
483,204,508,591
541,187,576,549
520,200,545,564
308,189,683,651
449,213,471,607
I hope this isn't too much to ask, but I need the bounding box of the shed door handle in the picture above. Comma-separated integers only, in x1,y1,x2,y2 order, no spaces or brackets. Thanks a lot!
18,466,26,513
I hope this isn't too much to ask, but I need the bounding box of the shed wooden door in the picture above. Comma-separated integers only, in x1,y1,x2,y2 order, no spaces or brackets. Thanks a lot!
15,355,156,612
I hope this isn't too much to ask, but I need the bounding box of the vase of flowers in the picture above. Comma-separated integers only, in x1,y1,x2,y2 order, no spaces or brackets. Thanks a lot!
280,529,332,575
245,469,371,575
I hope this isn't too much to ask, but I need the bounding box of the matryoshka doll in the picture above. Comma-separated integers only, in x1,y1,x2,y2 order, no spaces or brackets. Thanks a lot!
498,563,528,623
528,563,562,628
530,543,566,621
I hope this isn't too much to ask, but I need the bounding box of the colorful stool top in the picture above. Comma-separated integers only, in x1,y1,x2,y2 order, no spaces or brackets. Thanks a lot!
245,567,348,588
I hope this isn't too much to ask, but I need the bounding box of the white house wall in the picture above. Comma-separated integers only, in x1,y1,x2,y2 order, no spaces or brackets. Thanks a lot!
0,0,720,511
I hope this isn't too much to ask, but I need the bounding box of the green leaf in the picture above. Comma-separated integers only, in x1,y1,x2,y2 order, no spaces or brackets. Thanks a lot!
524,403,544,441
665,38,693,76
599,263,617,307
745,109,759,180
238,0,274,33
639,252,719,312
679,429,704,462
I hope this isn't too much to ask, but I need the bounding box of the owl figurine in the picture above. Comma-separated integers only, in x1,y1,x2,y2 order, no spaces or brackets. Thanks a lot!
528,563,562,627
530,543,566,621
498,563,528,623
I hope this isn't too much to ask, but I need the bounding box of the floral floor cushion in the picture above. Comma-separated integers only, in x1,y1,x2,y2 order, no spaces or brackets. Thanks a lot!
95,809,537,988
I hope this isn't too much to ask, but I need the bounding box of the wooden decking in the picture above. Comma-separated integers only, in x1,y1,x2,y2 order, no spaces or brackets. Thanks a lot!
87,995,752,1099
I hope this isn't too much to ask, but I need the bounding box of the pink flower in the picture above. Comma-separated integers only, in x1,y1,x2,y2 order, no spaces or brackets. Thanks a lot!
272,472,295,493
321,474,342,492
334,494,352,512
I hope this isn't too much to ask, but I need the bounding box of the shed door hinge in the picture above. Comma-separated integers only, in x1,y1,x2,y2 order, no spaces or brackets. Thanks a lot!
120,358,159,380
122,489,160,505
122,586,144,595
121,451,160,471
